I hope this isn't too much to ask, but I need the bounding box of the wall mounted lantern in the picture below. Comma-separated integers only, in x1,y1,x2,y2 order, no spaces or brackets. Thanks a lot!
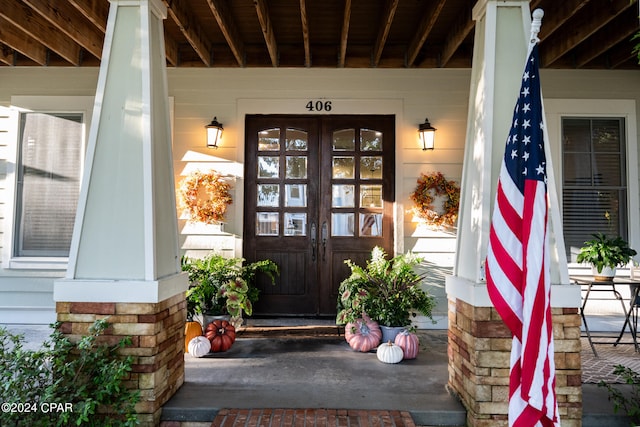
206,117,224,148
418,118,436,151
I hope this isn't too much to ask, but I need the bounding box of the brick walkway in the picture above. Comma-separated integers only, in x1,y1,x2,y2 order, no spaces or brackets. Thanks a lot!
212,409,417,427
581,335,640,384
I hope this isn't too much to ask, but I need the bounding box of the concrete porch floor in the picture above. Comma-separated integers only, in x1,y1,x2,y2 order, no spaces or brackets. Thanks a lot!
1,317,636,426
161,318,638,427
163,322,464,427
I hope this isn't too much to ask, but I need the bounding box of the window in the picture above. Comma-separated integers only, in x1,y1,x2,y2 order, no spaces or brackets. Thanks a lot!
14,112,84,257
562,117,627,257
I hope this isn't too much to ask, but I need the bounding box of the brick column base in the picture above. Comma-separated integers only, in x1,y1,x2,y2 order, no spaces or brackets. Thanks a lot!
447,298,582,427
57,293,186,426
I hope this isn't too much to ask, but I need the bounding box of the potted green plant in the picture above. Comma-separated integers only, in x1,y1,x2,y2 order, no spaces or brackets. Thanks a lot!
182,253,278,328
336,246,435,342
576,233,637,280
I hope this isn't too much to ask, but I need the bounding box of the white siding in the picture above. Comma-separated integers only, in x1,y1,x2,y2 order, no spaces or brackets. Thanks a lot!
0,66,638,325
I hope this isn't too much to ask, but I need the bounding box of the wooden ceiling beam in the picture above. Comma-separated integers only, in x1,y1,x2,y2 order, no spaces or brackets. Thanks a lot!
338,0,351,68
21,0,104,60
254,0,279,67
405,0,446,68
574,10,639,68
0,43,14,66
299,0,311,67
540,0,633,67
0,0,81,66
163,0,213,67
67,0,109,33
206,0,246,67
163,29,179,66
0,16,47,65
607,42,638,69
371,0,399,67
438,4,474,68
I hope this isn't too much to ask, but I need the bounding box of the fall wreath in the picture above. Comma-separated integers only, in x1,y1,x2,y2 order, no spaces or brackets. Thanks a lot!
178,170,232,224
410,172,460,228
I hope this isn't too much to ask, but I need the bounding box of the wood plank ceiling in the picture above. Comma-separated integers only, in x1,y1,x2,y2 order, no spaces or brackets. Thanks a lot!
0,0,638,69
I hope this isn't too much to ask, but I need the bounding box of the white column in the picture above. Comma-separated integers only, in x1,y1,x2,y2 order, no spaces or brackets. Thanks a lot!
54,0,188,303
446,0,577,307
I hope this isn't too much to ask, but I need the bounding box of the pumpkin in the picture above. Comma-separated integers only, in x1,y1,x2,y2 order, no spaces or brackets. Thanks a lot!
394,329,419,360
376,341,404,364
205,319,236,352
184,320,203,353
188,336,211,358
344,314,382,352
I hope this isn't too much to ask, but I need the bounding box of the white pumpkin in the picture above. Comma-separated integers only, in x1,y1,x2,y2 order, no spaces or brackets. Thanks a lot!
376,341,404,364
188,336,211,358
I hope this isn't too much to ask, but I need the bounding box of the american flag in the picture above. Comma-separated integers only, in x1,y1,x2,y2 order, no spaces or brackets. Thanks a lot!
485,44,559,427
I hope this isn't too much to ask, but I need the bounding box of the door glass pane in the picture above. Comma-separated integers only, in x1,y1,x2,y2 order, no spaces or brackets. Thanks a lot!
285,184,307,207
331,213,354,236
360,156,382,179
332,157,355,178
286,129,308,151
256,212,279,236
286,156,307,178
360,185,382,208
360,213,382,236
360,129,382,151
332,184,355,207
258,156,279,178
284,213,307,236
257,184,279,207
333,129,355,151
259,128,280,151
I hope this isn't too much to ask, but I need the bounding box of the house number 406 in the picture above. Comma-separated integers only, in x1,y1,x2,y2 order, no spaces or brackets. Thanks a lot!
305,100,332,112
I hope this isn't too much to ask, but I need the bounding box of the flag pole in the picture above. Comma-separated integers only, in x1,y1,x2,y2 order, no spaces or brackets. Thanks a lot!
531,8,571,285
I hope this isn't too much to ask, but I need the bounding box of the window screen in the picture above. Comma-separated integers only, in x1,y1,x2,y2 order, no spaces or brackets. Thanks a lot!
15,112,83,257
562,117,627,259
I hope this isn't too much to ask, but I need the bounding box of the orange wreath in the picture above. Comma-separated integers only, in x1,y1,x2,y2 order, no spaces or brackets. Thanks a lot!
178,171,232,224
410,172,460,228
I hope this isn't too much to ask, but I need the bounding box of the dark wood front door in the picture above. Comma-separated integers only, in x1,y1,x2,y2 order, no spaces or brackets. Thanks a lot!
244,115,395,316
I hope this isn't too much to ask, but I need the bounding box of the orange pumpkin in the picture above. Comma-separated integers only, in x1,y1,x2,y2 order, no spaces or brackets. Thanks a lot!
205,319,236,352
394,329,419,359
184,321,203,353
344,314,382,352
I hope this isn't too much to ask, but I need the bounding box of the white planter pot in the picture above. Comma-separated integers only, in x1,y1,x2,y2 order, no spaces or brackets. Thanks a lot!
592,265,616,281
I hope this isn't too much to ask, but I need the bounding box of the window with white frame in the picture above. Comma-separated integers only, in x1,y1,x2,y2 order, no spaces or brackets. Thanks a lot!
14,112,84,257
562,117,628,257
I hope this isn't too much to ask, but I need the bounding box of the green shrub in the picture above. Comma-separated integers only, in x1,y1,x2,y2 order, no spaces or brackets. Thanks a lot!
0,319,139,426
598,364,640,425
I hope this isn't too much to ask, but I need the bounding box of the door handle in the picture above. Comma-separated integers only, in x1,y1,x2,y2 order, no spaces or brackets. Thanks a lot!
321,222,328,261
310,222,317,261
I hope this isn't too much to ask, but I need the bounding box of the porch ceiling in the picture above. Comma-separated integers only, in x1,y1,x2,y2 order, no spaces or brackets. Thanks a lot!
0,0,638,70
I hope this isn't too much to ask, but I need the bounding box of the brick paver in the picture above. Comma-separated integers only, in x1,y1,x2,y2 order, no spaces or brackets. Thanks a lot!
212,409,416,427
581,335,640,383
